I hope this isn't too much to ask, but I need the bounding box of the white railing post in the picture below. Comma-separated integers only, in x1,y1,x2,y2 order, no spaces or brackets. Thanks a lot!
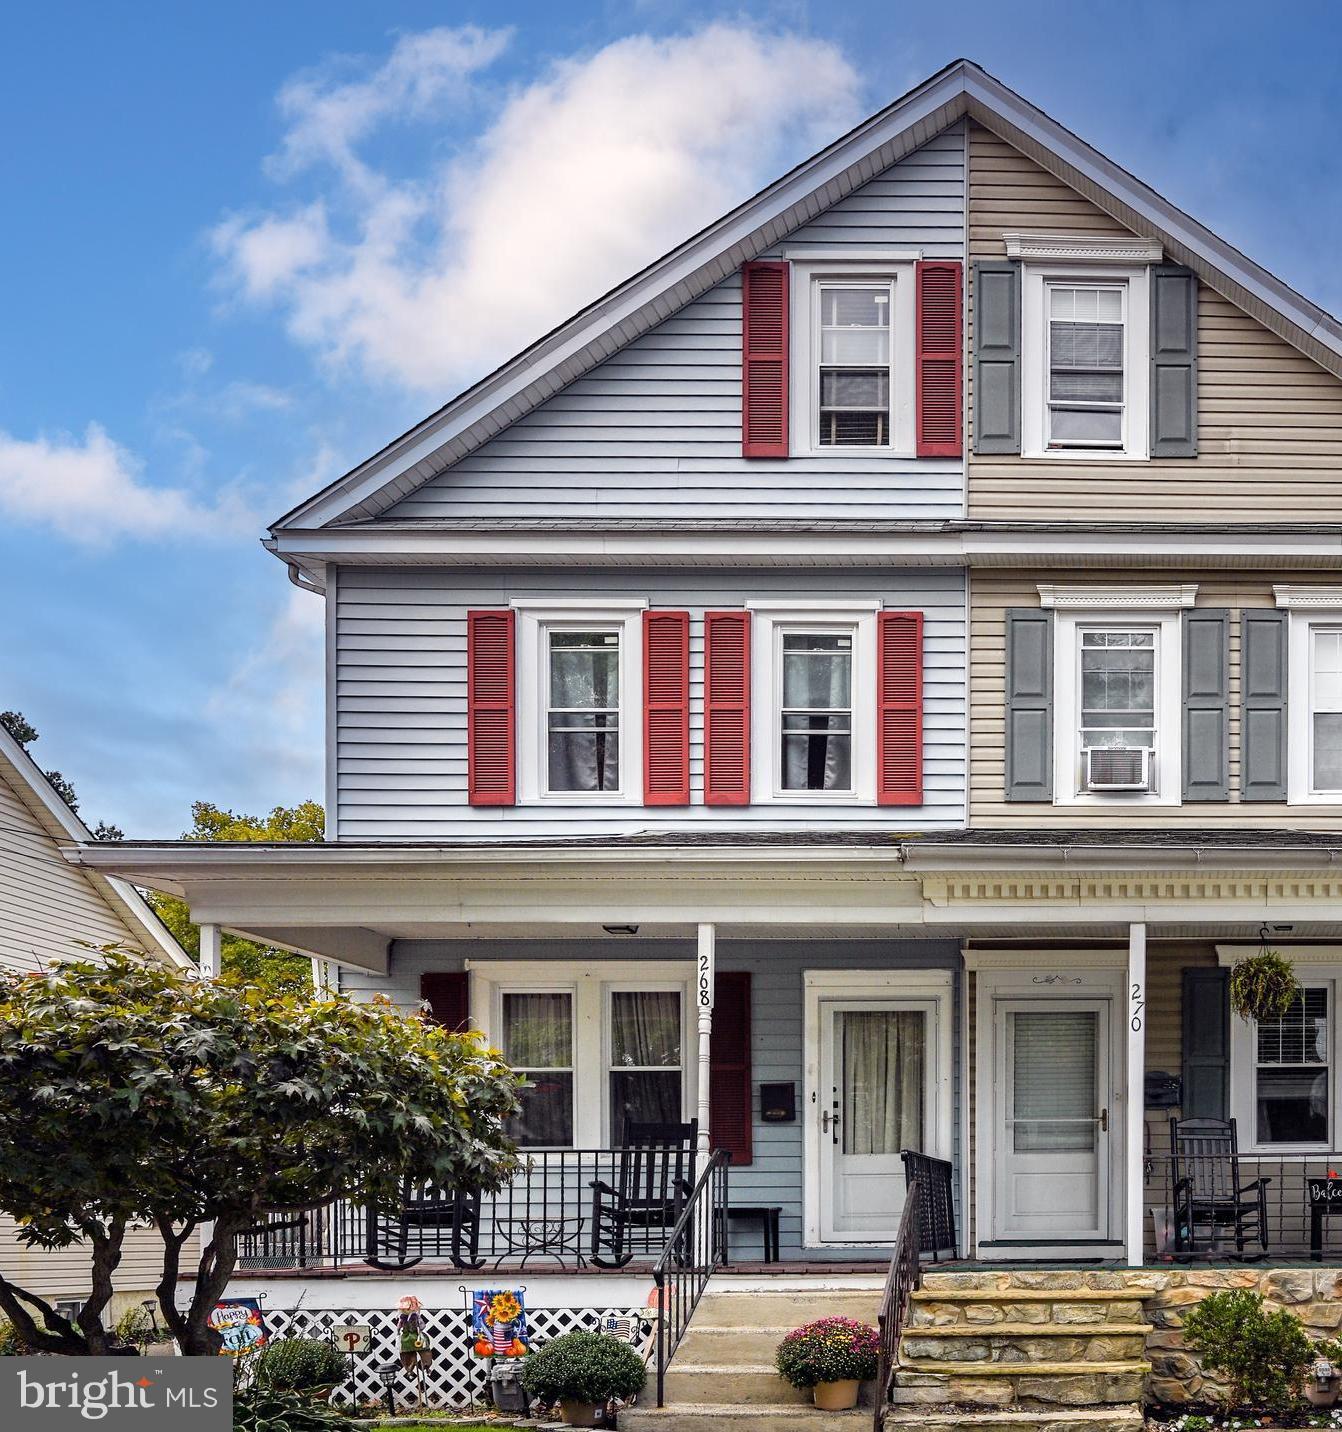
696,924,715,1158
1126,922,1147,1266
199,923,222,980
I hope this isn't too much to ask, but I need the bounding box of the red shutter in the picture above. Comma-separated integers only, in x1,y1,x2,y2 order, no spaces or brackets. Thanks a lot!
741,261,789,458
877,610,923,806
704,612,751,806
710,971,752,1167
421,971,470,1032
916,259,963,457
467,610,515,806
643,611,690,805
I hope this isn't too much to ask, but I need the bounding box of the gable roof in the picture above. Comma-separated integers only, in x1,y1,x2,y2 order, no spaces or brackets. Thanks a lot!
0,722,193,969
267,58,1342,542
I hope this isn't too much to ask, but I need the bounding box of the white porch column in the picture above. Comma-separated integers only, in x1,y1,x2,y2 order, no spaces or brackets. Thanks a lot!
198,923,222,980
1125,922,1147,1266
696,923,715,1158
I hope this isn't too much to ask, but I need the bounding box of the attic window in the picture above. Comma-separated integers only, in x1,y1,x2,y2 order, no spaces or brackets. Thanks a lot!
817,284,892,446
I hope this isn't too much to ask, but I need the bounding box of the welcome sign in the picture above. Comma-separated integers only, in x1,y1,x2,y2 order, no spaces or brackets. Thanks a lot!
0,1358,230,1430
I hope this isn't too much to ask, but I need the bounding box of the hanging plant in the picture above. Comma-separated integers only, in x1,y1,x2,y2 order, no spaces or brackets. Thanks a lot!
1229,950,1301,1023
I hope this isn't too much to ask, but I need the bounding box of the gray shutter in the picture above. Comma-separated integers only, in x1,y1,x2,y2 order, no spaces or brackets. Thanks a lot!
1182,967,1230,1120
1241,609,1289,801
1150,264,1198,458
974,261,1021,454
1182,609,1229,801
1005,609,1052,801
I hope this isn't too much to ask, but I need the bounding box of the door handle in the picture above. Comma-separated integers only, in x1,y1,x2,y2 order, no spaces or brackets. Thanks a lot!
821,1109,841,1143
821,1110,831,1133
1099,1108,1109,1133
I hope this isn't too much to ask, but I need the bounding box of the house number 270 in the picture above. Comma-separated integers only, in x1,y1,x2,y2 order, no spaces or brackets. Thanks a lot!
1130,983,1145,1033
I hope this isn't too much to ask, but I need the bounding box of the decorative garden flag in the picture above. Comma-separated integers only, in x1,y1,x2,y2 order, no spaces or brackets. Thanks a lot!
471,1289,528,1357
208,1299,268,1355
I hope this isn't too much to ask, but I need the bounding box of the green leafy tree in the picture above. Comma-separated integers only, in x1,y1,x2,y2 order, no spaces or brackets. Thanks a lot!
148,800,327,993
0,950,521,1356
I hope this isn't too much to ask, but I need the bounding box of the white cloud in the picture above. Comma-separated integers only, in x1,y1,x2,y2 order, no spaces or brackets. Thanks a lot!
0,423,255,544
214,24,863,395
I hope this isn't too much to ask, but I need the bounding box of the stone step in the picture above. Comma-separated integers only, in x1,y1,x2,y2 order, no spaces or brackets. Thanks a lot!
900,1325,1150,1364
661,1364,810,1405
883,1407,1145,1432
891,1362,1149,1409
907,1290,1148,1328
621,1405,869,1432
919,1272,1161,1294
677,1325,793,1365
692,1290,882,1328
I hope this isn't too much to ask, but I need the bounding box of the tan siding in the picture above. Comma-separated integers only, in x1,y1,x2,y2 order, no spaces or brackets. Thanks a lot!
966,123,1342,519
970,568,1342,826
0,1217,198,1303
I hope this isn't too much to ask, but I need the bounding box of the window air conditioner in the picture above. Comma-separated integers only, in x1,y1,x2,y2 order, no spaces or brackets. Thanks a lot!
1084,746,1151,792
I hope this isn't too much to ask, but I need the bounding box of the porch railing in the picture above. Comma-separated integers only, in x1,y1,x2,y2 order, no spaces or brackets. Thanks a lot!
1144,1153,1342,1262
652,1150,730,1408
875,1175,923,1432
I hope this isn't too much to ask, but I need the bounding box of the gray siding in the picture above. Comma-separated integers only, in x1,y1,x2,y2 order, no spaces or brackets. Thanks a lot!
342,937,963,1261
334,565,966,838
382,127,965,524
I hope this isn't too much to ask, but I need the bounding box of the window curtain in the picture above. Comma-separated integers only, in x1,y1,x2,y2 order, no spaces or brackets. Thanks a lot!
782,639,851,790
502,992,573,1146
610,991,682,1141
841,1010,925,1156
548,639,619,792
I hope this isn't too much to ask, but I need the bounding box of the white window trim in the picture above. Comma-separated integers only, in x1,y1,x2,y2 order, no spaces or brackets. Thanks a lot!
747,601,880,805
469,960,695,1148
1021,262,1150,462
513,600,646,806
1228,966,1338,1155
1285,605,1342,804
1051,605,1181,806
788,259,916,459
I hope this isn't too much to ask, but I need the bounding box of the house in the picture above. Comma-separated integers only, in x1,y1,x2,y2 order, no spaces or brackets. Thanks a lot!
76,59,1342,1416
0,718,194,1320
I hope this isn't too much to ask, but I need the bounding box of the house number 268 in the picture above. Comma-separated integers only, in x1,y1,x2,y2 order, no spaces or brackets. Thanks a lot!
1130,983,1145,1033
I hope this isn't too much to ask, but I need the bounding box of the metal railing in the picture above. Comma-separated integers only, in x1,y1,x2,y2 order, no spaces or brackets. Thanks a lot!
651,1150,730,1407
900,1151,957,1262
1144,1153,1342,1262
238,1146,701,1272
874,1177,923,1432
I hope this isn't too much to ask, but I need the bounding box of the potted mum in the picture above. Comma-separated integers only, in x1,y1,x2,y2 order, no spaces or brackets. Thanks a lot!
521,1330,646,1427
776,1316,880,1411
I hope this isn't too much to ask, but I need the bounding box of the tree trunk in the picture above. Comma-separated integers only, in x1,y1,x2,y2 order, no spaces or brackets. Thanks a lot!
77,1219,127,1354
154,1218,195,1353
0,1276,87,1354
174,1216,248,1356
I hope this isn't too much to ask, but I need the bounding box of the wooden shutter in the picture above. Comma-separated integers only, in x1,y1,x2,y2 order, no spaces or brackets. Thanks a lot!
741,261,789,458
710,971,752,1167
705,612,751,806
421,971,470,1032
1241,609,1288,801
1005,609,1053,801
973,260,1021,454
643,611,690,805
467,610,515,806
1151,264,1198,458
1183,609,1229,801
1182,968,1230,1119
877,611,923,806
916,260,963,457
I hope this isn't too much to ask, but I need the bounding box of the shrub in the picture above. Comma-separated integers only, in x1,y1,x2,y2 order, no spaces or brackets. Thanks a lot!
775,1317,880,1390
521,1331,646,1406
112,1305,160,1352
255,1337,349,1392
1182,1289,1313,1413
232,1385,351,1431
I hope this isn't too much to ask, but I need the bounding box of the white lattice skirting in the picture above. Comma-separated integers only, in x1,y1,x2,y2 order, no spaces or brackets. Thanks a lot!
264,1305,653,1411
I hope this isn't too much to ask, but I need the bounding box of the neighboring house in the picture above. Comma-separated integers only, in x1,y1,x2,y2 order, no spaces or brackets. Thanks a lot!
78,58,1342,1313
0,719,194,1317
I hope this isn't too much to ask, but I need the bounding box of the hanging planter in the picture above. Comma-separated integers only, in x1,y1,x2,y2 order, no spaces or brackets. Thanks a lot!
1229,949,1301,1023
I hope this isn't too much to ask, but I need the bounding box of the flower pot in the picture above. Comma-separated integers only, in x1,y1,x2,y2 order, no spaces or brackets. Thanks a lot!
559,1398,602,1426
812,1379,861,1411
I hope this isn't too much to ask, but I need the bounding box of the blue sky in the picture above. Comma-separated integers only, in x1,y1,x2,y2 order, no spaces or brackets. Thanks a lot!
4,0,1341,836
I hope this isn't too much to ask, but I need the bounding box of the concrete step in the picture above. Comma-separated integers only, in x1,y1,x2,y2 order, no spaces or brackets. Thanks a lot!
660,1364,810,1405
883,1408,1145,1432
692,1289,882,1328
676,1325,793,1365
621,1406,869,1432
900,1325,1150,1364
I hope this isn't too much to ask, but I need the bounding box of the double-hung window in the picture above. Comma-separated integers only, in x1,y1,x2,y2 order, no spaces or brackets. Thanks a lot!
1046,284,1126,449
816,283,893,447
1079,629,1156,753
1310,628,1342,794
501,991,574,1147
608,990,684,1143
780,630,853,793
546,629,620,794
1253,987,1330,1146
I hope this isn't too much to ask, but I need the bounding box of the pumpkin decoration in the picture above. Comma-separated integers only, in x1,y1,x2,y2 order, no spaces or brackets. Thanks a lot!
475,1337,494,1357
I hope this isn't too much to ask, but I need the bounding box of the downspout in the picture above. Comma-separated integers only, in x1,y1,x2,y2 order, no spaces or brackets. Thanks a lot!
286,561,324,596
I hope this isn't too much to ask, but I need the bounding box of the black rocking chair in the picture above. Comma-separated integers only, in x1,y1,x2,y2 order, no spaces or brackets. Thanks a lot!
365,1182,484,1271
1170,1117,1271,1260
590,1119,698,1268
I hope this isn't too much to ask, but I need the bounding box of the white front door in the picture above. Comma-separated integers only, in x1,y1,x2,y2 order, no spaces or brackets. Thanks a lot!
993,998,1112,1241
818,1000,934,1241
